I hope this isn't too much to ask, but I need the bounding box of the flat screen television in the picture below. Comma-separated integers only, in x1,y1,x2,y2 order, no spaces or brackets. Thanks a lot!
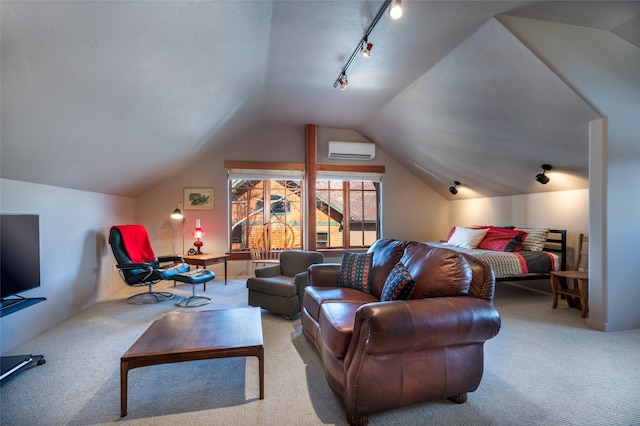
1,214,41,305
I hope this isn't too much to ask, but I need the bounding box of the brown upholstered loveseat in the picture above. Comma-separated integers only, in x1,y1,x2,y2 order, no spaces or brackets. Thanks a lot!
301,238,501,425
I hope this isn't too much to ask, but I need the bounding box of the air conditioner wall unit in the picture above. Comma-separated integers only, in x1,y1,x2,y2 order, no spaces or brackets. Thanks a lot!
328,141,376,161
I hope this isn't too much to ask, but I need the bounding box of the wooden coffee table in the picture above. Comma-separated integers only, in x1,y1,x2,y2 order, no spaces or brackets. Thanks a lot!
120,307,264,417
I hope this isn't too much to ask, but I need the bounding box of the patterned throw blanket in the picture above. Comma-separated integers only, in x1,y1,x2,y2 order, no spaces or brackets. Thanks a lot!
425,242,558,279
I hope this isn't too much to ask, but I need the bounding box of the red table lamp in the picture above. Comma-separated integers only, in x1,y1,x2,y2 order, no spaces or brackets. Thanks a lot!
192,219,205,254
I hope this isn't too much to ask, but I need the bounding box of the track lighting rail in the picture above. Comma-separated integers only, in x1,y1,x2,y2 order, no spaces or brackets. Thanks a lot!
333,0,394,89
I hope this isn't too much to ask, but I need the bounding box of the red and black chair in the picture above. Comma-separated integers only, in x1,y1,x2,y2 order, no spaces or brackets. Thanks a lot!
108,225,189,304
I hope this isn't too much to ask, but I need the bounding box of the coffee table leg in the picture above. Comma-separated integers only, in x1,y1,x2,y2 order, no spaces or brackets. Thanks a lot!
120,361,128,417
258,347,264,399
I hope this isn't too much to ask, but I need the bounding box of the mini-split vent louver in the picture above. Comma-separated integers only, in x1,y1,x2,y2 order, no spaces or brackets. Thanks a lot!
327,141,376,161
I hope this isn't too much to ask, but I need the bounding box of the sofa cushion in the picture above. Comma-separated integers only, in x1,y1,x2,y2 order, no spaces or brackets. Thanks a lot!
304,286,378,322
319,301,362,360
380,261,415,301
246,276,297,298
402,243,472,298
367,238,410,299
338,252,373,293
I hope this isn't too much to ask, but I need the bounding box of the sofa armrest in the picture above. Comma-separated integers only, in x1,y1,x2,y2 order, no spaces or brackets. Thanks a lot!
348,297,501,359
255,264,281,278
308,263,341,287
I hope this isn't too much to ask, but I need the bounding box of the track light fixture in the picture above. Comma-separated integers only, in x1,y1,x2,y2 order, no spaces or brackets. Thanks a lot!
338,73,349,90
389,0,403,20
361,38,373,57
449,181,460,195
333,0,403,89
535,164,552,184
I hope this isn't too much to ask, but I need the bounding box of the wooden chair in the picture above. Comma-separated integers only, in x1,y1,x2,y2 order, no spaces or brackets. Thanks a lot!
250,222,295,271
550,234,589,317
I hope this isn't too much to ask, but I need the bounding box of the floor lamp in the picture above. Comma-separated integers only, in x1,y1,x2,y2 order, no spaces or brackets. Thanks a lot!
170,202,185,255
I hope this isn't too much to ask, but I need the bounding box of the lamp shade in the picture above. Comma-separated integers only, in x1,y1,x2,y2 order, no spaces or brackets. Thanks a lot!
170,203,183,220
193,218,205,238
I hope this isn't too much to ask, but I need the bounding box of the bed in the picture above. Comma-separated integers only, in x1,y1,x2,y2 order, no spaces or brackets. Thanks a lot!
426,228,566,282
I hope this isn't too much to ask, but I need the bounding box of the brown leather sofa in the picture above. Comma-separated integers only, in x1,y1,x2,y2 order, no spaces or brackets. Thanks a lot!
301,238,501,425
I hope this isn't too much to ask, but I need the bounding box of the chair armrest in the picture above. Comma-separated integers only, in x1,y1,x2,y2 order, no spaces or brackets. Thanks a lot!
157,255,184,263
308,264,341,287
115,262,154,282
347,297,501,361
294,270,312,307
255,264,281,278
115,262,153,272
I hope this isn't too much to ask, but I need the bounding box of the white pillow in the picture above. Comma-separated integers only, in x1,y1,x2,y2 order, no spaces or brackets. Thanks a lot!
446,227,489,249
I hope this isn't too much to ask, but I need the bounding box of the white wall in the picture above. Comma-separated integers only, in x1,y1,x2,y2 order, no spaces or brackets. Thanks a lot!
449,189,589,266
316,127,449,243
0,178,135,353
137,123,448,273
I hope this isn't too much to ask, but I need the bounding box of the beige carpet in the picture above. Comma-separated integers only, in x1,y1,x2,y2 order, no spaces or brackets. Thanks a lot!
1,278,640,426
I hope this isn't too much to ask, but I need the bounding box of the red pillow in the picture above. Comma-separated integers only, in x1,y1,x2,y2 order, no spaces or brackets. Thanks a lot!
478,227,527,252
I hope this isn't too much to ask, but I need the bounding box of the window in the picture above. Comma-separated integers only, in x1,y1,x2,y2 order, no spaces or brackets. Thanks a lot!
229,174,303,251
315,175,380,249
227,163,382,252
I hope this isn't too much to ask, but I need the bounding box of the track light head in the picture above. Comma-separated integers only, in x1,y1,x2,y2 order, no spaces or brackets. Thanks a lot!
535,164,552,184
361,40,373,57
389,0,403,20
449,180,460,195
338,73,349,90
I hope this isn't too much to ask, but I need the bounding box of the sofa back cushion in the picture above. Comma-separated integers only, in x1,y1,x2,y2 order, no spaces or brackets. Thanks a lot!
366,238,411,298
458,251,497,302
401,243,472,298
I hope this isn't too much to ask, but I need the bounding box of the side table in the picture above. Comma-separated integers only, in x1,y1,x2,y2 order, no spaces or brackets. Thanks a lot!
181,253,229,290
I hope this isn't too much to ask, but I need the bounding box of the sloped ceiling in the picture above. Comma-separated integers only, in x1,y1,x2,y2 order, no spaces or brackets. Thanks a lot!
1,1,638,198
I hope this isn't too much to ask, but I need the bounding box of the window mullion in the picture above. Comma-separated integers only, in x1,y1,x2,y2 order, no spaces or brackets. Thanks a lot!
343,181,350,248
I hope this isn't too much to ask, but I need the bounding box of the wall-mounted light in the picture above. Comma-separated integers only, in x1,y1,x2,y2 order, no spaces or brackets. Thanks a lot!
449,180,460,195
361,38,373,57
535,164,552,184
389,0,403,20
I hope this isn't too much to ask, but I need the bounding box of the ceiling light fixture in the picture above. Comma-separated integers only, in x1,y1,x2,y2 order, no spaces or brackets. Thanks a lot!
388,0,403,20
333,0,402,90
338,73,349,90
449,180,460,195
535,164,552,184
361,38,373,57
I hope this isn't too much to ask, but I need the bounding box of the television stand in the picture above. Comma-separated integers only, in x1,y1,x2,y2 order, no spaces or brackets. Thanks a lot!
0,354,46,383
0,296,46,317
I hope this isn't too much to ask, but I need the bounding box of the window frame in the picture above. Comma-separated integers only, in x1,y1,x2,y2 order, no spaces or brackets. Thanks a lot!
225,159,385,254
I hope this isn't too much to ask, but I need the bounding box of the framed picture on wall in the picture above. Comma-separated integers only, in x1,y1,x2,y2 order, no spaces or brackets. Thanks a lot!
184,187,214,211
